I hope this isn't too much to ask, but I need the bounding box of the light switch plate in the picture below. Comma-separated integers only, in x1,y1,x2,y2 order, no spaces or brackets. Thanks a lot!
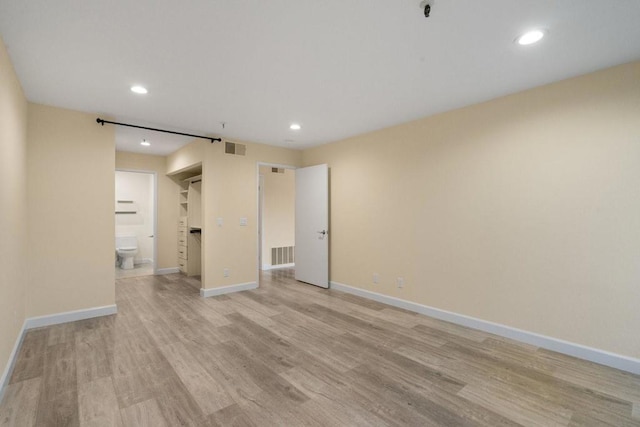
217,218,223,227
240,217,248,226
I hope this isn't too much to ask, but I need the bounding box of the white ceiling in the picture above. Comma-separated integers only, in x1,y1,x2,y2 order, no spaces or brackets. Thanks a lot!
1,0,640,155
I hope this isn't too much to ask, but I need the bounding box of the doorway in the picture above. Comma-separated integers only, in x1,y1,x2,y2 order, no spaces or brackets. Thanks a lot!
257,163,330,289
258,164,296,277
115,170,157,278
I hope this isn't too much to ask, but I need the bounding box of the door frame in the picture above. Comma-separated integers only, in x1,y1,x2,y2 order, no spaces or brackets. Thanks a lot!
255,162,297,284
115,168,158,275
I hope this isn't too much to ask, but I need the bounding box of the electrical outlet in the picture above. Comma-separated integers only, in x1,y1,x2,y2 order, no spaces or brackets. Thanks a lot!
397,277,404,288
373,273,380,284
223,268,230,277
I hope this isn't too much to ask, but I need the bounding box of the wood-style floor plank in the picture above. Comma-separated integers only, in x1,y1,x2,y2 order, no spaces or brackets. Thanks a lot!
0,377,40,427
2,267,640,426
206,403,255,427
8,329,47,384
77,377,123,427
119,398,168,427
158,342,235,415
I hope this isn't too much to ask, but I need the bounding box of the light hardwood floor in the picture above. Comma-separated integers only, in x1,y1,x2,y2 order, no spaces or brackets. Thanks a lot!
2,268,639,426
114,263,154,279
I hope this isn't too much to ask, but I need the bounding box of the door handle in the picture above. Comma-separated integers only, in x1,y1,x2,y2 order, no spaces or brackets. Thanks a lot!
317,230,327,236
148,235,154,238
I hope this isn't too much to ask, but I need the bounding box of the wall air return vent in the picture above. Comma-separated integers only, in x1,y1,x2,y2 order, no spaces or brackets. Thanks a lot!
272,246,295,266
225,141,246,156
271,168,285,174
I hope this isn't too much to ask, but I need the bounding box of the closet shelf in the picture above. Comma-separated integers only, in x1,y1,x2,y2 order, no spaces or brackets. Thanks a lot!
178,171,202,277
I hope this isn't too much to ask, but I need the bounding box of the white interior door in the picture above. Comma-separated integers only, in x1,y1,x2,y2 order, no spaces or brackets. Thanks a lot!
295,164,329,288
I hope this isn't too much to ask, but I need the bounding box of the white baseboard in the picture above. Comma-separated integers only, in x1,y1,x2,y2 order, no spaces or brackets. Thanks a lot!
330,281,640,375
200,282,258,298
0,321,27,403
262,263,295,271
24,305,118,330
156,267,180,275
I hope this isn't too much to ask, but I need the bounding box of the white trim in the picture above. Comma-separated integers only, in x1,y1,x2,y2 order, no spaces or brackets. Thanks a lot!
24,305,118,330
330,281,640,375
0,321,27,403
156,267,180,275
200,282,258,298
262,263,295,271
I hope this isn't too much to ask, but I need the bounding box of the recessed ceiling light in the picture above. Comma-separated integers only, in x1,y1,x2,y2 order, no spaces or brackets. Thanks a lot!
131,85,148,94
516,30,545,45
290,123,301,130
140,139,150,146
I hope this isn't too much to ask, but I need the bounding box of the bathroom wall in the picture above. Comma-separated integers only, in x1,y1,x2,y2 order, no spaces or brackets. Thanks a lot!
115,170,154,264
259,166,295,269
0,36,28,389
303,60,640,359
27,103,115,318
115,152,179,270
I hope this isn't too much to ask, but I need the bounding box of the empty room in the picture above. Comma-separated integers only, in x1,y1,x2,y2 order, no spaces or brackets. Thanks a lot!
1,1,640,426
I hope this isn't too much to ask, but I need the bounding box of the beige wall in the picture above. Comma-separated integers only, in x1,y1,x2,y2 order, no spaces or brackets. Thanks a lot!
303,61,640,359
259,167,295,268
167,140,205,175
116,152,179,269
27,104,115,317
0,37,28,383
203,141,301,289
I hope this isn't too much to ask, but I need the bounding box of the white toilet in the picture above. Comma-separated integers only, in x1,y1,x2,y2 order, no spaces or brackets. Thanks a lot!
115,235,138,270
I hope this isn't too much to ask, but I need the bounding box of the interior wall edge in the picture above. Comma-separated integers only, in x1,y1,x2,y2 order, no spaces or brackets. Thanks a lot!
330,281,640,375
0,35,29,398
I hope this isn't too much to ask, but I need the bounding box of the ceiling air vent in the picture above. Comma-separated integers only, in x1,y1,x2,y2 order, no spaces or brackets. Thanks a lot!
271,168,285,174
225,141,246,156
